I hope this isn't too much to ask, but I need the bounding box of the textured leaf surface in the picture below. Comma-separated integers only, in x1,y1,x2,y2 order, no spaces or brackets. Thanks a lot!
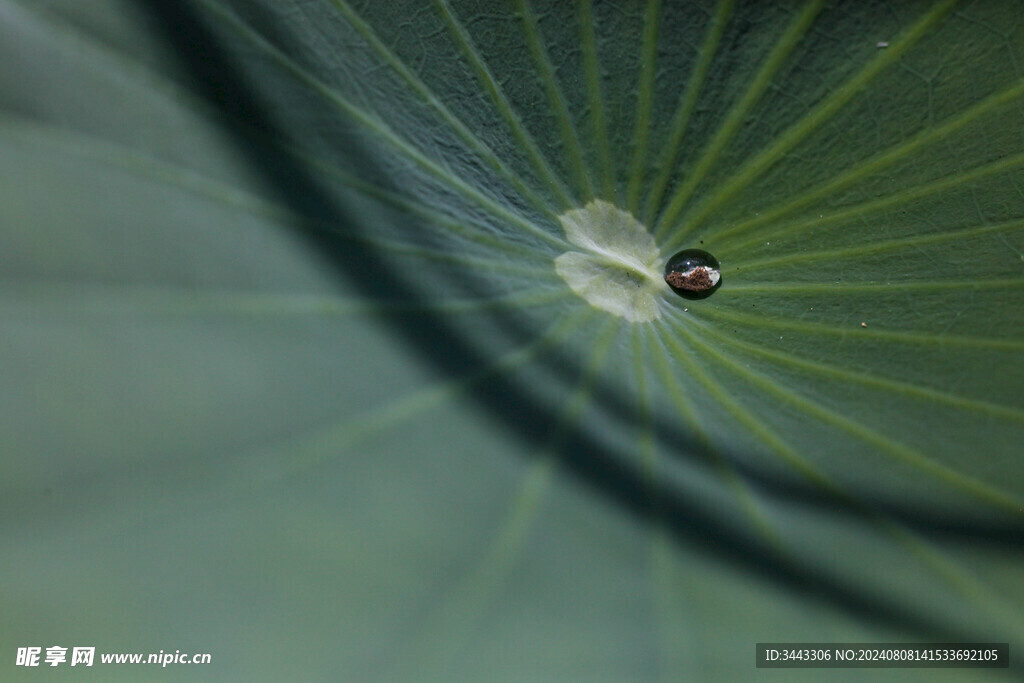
2,0,1022,680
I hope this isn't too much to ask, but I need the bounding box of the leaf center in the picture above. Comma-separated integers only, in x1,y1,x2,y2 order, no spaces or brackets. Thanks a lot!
554,200,666,322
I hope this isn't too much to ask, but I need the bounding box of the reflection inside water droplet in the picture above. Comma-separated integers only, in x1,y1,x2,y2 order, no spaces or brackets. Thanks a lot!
664,249,721,300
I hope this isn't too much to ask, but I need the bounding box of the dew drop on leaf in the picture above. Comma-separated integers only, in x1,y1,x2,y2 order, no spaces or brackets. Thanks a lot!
664,249,721,300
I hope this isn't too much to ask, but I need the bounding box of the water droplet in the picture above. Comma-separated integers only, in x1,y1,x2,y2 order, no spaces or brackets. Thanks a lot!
664,249,721,300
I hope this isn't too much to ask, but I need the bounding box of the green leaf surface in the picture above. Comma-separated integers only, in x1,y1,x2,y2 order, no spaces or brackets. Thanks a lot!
2,0,1022,680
